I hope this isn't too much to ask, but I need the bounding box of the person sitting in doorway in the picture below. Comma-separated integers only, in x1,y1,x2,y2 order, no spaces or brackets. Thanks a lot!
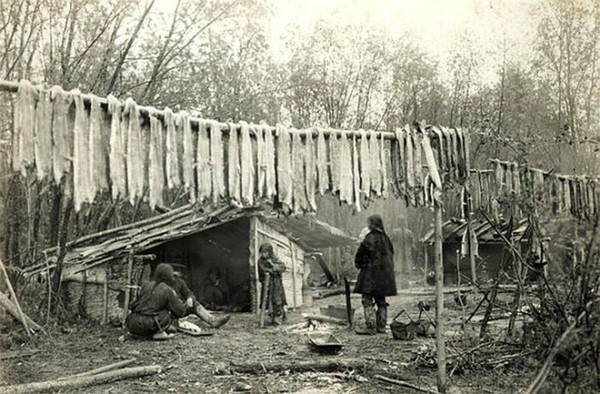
201,267,231,310
125,263,186,340
167,268,231,329
258,243,287,325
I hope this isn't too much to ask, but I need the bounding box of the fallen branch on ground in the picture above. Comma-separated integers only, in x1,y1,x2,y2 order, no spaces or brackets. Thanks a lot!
215,358,370,375
2,365,161,393
58,358,137,379
0,292,44,334
302,313,347,325
0,350,40,360
313,288,345,299
374,374,439,394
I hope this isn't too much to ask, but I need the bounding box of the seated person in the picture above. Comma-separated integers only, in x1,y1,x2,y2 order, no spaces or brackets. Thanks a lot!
126,263,185,340
201,267,230,310
166,268,231,329
228,283,251,312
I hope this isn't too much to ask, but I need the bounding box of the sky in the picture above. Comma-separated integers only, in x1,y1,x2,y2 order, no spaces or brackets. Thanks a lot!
266,0,540,83
154,0,542,84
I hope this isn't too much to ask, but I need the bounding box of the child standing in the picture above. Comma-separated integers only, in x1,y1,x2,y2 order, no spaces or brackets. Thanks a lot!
258,243,287,325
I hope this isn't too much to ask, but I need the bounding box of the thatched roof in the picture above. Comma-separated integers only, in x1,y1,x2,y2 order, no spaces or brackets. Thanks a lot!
25,204,355,277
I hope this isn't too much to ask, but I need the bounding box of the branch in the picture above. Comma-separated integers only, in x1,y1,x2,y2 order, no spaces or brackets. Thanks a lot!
106,0,155,94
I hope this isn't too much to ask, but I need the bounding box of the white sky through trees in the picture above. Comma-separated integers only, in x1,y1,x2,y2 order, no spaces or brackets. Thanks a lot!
152,0,539,84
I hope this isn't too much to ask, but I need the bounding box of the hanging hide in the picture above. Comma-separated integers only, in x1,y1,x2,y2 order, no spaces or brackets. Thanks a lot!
164,108,180,190
123,98,144,204
330,130,341,193
412,127,424,205
239,121,255,205
227,122,241,202
51,86,74,185
291,129,307,212
339,131,353,206
276,124,292,209
13,80,37,175
196,120,212,202
255,123,266,198
34,89,52,180
369,130,382,196
404,126,415,205
393,129,406,196
72,90,91,211
148,114,165,209
180,112,195,202
316,128,329,195
430,126,445,177
89,95,108,198
107,95,126,199
380,134,388,198
352,134,361,212
210,121,226,201
264,124,276,199
420,132,442,190
305,129,317,211
359,129,371,199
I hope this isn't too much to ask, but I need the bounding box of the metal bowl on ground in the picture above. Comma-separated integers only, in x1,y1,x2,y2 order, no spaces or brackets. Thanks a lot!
307,334,344,354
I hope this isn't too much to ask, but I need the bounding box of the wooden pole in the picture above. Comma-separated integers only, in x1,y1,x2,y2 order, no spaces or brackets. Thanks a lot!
423,245,429,286
434,202,446,393
122,253,134,327
252,218,260,315
0,257,30,336
102,264,109,325
259,273,270,328
289,240,298,309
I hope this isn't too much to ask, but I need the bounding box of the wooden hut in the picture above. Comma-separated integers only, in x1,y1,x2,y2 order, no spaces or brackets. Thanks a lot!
421,218,530,284
26,204,355,323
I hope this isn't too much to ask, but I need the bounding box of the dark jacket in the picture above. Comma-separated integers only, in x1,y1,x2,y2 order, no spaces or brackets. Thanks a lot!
167,277,196,302
354,229,397,296
126,281,186,337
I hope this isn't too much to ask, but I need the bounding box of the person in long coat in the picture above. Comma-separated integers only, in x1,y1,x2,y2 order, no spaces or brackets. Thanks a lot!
126,263,186,340
354,214,397,335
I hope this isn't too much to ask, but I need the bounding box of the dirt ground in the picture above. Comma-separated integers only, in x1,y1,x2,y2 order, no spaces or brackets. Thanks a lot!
0,288,540,393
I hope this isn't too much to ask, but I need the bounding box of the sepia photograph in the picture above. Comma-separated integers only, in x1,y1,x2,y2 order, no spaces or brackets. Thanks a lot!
0,0,598,392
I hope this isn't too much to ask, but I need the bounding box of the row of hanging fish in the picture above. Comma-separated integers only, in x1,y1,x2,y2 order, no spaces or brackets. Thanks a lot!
11,80,471,213
389,123,469,208
467,160,599,222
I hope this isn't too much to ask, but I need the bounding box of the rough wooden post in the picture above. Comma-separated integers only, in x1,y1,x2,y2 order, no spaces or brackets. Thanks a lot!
423,244,428,286
122,253,134,327
102,264,109,325
289,240,297,309
434,202,446,393
252,218,260,315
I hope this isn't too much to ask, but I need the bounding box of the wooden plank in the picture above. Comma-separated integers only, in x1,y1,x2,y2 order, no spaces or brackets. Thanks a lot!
289,239,297,309
121,254,134,327
102,264,109,325
434,203,446,393
252,217,260,315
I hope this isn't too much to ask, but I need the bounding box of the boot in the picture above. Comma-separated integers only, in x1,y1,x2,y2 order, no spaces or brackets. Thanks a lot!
355,305,376,335
376,304,388,334
195,304,231,329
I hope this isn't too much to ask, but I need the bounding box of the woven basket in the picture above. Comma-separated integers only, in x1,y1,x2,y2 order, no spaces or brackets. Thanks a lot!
390,310,417,340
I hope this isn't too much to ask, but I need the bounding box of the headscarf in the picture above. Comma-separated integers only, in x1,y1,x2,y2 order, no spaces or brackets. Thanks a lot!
153,263,175,284
367,214,385,233
259,243,274,257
